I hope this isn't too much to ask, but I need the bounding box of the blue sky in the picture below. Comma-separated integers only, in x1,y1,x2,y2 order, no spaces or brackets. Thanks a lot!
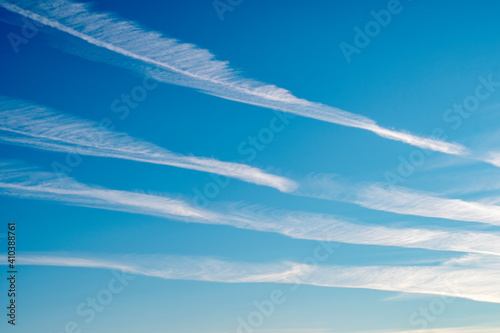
1,0,500,332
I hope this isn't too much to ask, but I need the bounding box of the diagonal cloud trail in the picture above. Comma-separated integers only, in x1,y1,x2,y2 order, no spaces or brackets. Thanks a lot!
0,97,297,192
2,162,500,256
5,253,500,304
0,0,467,156
298,174,500,225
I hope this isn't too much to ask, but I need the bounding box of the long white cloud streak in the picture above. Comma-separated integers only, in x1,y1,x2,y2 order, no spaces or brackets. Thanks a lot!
0,0,467,156
7,253,500,304
299,174,500,225
0,97,296,192
2,162,500,256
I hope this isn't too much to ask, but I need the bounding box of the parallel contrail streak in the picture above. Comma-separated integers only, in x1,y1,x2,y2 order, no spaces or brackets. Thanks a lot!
2,162,500,256
0,97,297,192
7,253,500,304
0,0,468,156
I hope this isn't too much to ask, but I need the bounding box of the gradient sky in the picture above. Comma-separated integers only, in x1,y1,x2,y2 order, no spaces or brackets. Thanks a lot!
1,0,500,332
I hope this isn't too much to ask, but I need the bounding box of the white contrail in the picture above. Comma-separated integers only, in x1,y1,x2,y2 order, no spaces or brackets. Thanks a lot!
299,174,500,225
6,253,500,304
0,162,218,221
0,97,297,192
0,0,467,156
2,162,500,256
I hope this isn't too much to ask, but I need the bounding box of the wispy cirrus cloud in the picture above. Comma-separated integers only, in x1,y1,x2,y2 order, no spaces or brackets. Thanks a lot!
0,97,297,192
0,0,468,156
2,161,500,256
6,252,500,304
299,174,500,225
